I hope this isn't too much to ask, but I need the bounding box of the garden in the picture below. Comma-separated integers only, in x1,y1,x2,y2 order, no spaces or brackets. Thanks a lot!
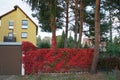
22,41,94,74
20,0,120,80
21,41,120,80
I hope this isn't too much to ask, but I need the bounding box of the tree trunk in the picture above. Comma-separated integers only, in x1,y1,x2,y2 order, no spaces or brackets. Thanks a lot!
74,0,79,48
50,0,57,49
91,0,101,73
115,66,119,80
64,0,69,48
109,10,112,42
78,0,84,48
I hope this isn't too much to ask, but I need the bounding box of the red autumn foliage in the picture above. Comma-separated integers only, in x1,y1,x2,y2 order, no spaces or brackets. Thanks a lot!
54,60,65,71
22,41,36,55
22,41,94,74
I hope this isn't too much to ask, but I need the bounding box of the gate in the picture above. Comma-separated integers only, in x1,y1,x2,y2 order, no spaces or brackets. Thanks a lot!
0,42,22,75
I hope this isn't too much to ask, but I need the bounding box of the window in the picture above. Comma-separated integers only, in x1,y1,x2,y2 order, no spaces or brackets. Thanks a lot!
9,20,14,29
21,32,28,38
0,20,1,26
22,20,28,29
8,32,13,37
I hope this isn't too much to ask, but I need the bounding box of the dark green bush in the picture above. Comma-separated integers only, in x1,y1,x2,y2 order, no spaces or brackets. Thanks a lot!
106,43,120,57
97,57,120,71
37,41,50,48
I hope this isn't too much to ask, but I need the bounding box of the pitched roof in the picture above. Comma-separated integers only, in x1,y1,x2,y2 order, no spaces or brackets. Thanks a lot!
0,5,38,34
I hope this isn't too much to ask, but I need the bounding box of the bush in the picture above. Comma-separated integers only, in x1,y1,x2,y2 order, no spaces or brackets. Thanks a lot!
22,41,94,74
105,37,120,57
37,41,50,48
97,57,120,71
22,41,36,55
106,43,120,57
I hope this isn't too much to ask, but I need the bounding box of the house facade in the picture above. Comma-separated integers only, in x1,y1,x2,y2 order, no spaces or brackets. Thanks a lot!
0,5,38,45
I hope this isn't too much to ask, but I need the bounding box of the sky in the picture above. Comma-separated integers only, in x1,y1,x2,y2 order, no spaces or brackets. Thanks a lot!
0,0,65,39
0,0,33,20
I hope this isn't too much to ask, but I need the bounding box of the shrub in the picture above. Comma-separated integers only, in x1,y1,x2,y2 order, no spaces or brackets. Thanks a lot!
22,41,94,74
37,41,50,48
22,41,36,55
97,57,120,71
106,42,120,57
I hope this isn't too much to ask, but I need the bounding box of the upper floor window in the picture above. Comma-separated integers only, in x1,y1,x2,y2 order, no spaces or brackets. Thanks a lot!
21,32,28,38
22,20,28,29
9,20,14,29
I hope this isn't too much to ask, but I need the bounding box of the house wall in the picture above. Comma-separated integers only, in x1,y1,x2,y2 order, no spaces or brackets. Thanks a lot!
0,7,36,46
0,11,17,42
16,8,36,45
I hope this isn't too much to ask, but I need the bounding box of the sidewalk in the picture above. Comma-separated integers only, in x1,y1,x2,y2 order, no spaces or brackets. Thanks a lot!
0,75,22,80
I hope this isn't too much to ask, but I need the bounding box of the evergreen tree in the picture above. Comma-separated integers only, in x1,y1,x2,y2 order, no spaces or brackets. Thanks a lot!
78,0,84,48
24,0,64,49
103,0,120,41
57,31,65,48
64,0,69,48
67,33,74,48
36,35,41,47
91,0,101,73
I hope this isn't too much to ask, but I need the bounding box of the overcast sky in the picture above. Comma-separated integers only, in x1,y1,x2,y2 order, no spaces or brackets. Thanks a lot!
0,0,37,22
0,0,38,21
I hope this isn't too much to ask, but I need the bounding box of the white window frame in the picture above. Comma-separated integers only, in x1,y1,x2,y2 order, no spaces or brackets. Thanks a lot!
0,20,1,26
9,20,14,29
8,32,13,37
21,32,28,38
22,20,28,29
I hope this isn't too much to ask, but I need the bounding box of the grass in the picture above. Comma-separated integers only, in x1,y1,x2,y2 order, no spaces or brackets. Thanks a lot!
17,72,117,80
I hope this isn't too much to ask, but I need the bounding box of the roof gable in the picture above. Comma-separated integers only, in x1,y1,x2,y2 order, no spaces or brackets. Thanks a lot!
0,9,15,19
0,5,38,34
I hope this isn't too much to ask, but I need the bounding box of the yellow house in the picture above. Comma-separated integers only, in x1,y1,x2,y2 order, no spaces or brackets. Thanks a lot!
0,5,38,46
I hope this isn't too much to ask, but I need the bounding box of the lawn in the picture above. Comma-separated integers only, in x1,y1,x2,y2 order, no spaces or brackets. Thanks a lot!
17,72,117,80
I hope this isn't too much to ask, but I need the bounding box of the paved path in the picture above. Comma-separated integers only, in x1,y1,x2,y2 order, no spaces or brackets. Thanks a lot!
0,75,21,80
